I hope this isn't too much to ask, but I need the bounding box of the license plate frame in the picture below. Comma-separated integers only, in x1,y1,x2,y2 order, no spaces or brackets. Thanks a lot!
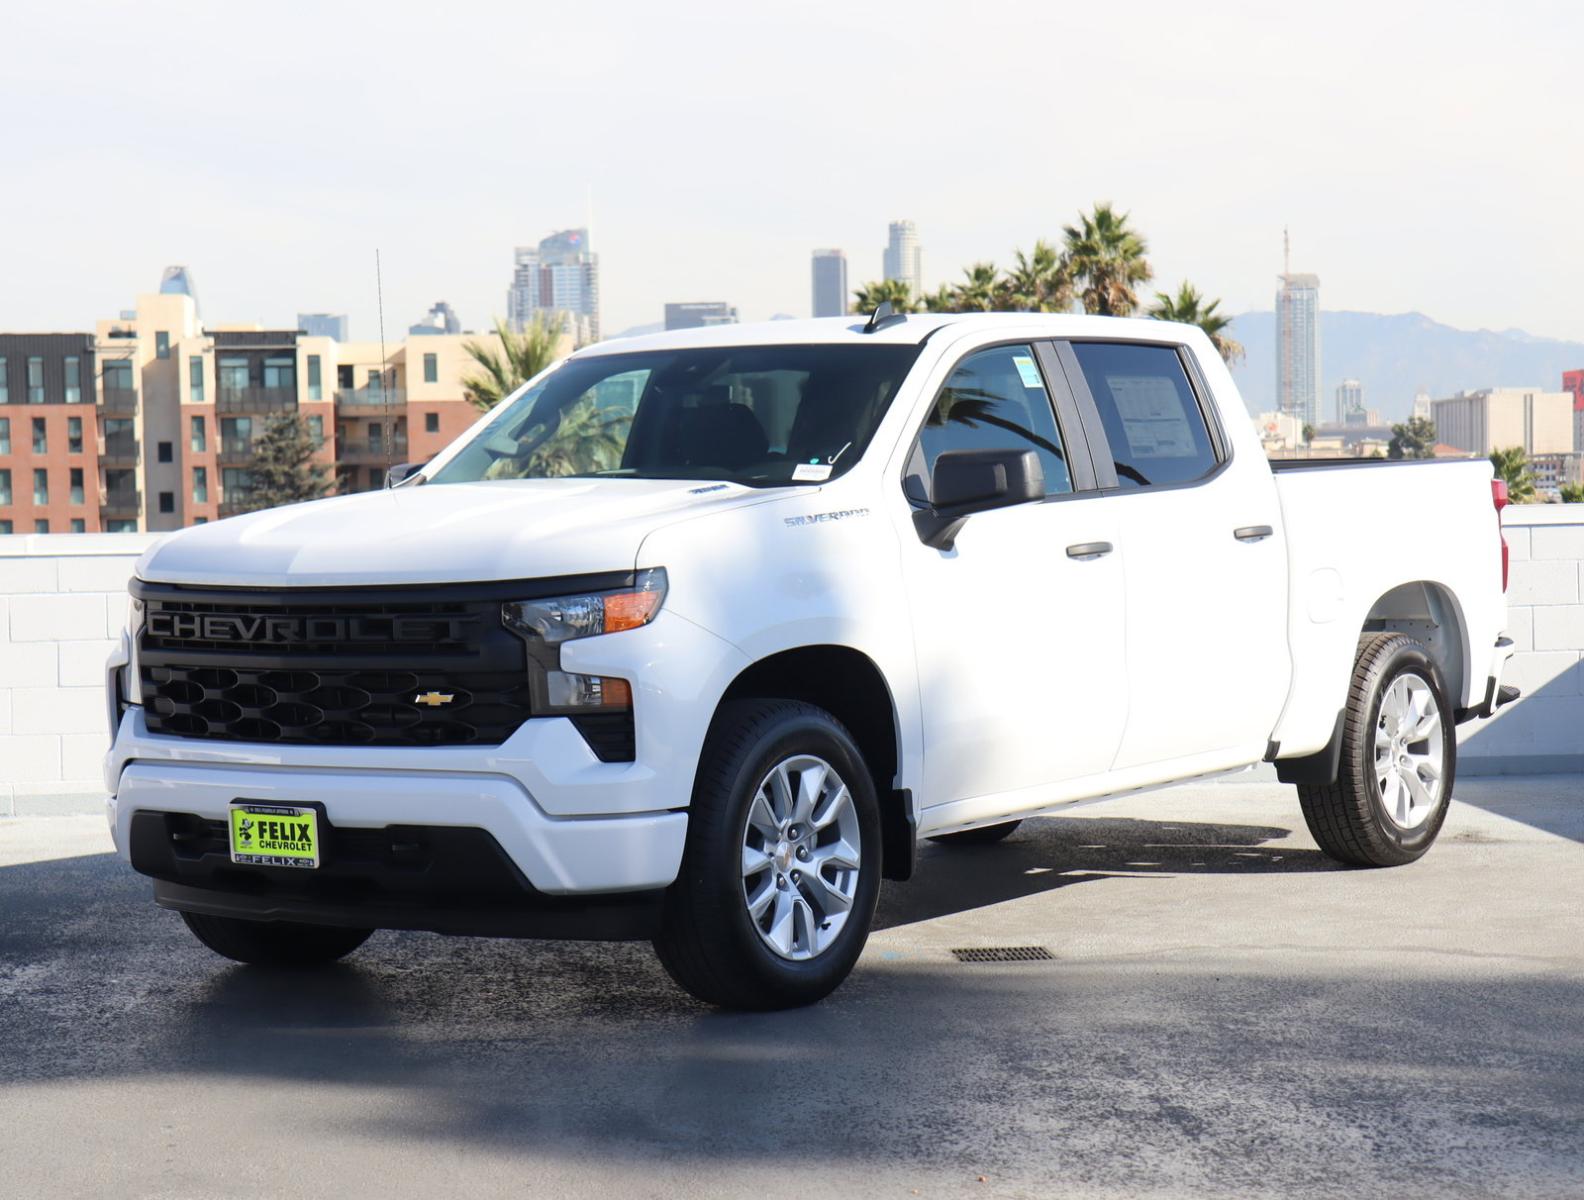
228,802,322,869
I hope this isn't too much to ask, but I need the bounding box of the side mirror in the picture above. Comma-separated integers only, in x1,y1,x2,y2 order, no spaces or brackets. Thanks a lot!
913,448,1043,550
387,461,430,488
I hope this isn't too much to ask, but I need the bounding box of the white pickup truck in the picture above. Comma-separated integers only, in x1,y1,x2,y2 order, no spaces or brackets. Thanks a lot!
106,311,1516,1009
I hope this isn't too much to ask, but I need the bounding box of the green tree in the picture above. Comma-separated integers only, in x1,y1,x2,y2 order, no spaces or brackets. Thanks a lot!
462,316,562,412
1302,422,1316,445
1490,446,1536,502
1388,416,1437,460
946,262,1004,312
240,414,327,511
1559,482,1584,503
1002,240,1072,312
1148,282,1244,364
850,278,920,315
1062,202,1153,316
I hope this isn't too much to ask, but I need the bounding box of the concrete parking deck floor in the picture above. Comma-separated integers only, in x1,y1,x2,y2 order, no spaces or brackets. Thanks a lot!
1,777,1580,1199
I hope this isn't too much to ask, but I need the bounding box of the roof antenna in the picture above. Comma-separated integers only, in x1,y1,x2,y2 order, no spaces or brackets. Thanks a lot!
862,300,905,334
375,247,394,479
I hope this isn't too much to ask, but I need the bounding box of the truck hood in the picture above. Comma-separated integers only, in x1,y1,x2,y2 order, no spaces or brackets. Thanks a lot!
136,479,774,587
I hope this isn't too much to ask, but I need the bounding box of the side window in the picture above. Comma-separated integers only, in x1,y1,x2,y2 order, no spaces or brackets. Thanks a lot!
1069,343,1219,488
912,345,1072,499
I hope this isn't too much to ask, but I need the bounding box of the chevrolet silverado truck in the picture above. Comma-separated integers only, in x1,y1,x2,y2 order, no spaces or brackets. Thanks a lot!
105,311,1516,1009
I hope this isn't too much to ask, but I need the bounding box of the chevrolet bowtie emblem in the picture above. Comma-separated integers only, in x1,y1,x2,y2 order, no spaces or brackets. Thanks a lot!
414,692,456,707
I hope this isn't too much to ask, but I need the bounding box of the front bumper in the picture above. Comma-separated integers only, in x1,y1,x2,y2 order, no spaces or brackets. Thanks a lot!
104,608,750,901
132,812,665,940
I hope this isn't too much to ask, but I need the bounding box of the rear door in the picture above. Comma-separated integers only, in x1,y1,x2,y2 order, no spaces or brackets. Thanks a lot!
899,339,1129,815
1055,340,1288,772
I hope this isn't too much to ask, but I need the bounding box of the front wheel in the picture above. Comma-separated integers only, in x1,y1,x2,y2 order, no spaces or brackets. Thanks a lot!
1297,633,1455,867
180,911,374,966
654,700,882,1010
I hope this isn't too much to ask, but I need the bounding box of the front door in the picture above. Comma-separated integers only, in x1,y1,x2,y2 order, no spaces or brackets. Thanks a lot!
900,341,1129,817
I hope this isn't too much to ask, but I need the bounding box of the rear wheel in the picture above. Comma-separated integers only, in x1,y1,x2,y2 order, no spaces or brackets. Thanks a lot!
928,819,1022,846
1297,633,1455,867
180,911,374,966
654,700,881,1010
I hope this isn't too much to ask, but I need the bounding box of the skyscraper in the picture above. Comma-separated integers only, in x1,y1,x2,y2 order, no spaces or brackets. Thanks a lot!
1335,378,1363,424
508,228,600,343
811,249,848,318
882,221,922,296
298,313,349,341
1275,232,1320,428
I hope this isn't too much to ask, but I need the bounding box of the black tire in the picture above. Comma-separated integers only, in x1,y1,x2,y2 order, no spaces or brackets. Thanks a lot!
1297,633,1456,867
180,911,374,966
654,699,882,1010
928,819,1022,846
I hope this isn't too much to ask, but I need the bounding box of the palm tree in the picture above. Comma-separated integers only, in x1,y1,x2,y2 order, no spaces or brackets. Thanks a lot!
1148,282,1244,364
1004,240,1072,312
1063,202,1153,317
462,316,562,412
950,262,1003,312
1490,446,1536,503
1560,482,1584,504
850,278,918,315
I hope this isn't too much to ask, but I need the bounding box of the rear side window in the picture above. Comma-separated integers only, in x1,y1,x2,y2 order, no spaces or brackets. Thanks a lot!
1070,343,1218,488
912,345,1072,498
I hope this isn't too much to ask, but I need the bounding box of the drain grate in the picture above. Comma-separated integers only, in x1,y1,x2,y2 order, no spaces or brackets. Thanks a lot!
950,946,1055,963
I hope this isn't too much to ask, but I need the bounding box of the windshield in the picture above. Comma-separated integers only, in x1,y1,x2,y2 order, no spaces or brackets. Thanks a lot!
428,343,923,488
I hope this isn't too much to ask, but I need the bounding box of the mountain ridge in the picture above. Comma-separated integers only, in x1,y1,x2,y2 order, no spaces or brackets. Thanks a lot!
1226,311,1584,422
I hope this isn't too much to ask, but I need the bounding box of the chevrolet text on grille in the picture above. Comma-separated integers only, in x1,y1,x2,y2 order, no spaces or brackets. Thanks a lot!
145,611,477,644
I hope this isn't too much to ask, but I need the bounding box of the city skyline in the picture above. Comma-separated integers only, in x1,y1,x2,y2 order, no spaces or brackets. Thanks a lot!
1,3,1577,345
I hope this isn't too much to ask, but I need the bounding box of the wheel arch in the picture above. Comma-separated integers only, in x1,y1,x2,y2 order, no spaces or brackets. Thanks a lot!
1361,580,1470,709
710,644,914,881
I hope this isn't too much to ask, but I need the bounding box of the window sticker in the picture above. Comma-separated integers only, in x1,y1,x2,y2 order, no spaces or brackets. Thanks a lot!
1107,374,1197,457
1011,355,1044,390
792,462,832,482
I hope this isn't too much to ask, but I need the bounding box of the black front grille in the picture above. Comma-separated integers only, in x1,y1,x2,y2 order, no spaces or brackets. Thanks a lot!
142,663,535,746
134,576,640,753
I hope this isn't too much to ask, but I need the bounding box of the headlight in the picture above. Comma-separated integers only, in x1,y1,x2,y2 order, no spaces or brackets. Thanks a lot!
501,569,666,714
501,568,667,646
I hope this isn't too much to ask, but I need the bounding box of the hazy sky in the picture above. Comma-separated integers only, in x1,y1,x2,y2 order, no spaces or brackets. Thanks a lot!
3,1,1580,342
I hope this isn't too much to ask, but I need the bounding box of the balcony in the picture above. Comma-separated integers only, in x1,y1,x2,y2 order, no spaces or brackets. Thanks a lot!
98,434,139,465
100,486,141,515
218,438,255,465
217,386,298,414
100,387,138,412
334,386,406,415
337,437,409,464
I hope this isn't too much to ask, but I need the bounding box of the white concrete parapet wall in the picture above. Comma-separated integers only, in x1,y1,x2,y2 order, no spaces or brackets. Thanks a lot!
1461,506,1584,774
0,511,1580,813
1,534,159,814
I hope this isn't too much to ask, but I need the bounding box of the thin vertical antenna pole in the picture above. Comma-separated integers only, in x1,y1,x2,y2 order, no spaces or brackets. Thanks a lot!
375,248,391,479
1283,227,1290,279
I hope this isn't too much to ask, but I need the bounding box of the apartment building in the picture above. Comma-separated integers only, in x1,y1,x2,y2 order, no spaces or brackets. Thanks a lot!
1,284,495,534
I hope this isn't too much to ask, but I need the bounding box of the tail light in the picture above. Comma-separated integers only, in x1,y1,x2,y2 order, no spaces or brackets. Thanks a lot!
1492,478,1509,592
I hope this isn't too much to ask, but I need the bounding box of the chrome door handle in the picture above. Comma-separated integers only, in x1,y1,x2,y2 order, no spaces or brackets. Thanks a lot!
1233,525,1273,543
1066,541,1114,559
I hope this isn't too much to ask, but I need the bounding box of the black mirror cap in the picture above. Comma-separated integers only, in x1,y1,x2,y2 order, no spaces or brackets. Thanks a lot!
914,449,1044,550
930,448,1044,509
387,461,430,488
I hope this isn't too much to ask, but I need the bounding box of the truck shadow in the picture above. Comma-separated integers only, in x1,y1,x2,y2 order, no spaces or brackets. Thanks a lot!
877,813,1331,931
